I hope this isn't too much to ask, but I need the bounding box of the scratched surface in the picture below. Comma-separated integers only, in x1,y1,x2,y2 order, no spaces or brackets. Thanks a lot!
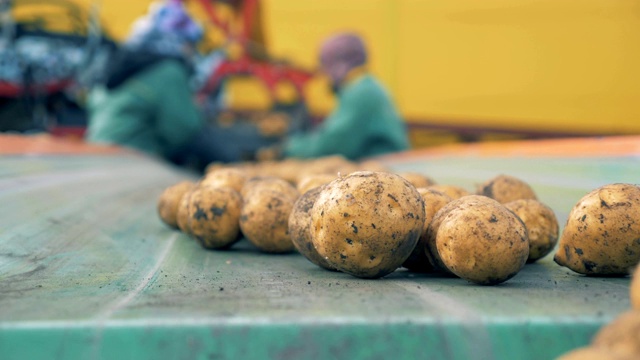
0,153,635,360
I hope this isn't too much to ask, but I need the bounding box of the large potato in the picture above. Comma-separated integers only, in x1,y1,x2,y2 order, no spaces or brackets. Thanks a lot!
592,310,640,358
504,199,559,263
311,171,425,279
240,189,295,253
288,186,336,270
427,195,529,285
188,186,243,249
157,181,195,228
477,174,537,203
554,183,640,275
403,188,453,272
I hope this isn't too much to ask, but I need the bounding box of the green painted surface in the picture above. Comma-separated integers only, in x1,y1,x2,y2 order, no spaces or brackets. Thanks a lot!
0,154,635,360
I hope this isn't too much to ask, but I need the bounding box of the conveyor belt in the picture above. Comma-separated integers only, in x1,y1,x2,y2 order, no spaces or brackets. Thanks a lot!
1,135,638,359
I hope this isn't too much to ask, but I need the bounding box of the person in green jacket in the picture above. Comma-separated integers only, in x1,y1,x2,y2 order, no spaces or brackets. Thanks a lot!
86,0,217,170
281,33,410,160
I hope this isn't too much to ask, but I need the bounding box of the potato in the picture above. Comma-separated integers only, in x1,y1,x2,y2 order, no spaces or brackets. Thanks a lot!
240,189,295,253
199,168,248,193
157,181,195,228
632,266,640,309
289,186,336,270
296,174,337,194
397,172,437,188
176,188,195,236
403,188,453,272
557,347,637,360
477,174,537,203
240,176,299,201
427,184,470,200
426,195,529,285
592,310,640,358
505,199,559,263
554,183,640,275
311,171,425,279
187,186,243,249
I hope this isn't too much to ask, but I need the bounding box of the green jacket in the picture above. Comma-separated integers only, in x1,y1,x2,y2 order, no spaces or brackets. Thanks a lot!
86,60,203,159
284,74,409,160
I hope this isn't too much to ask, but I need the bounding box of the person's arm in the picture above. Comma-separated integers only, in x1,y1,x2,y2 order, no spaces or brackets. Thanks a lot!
153,62,204,154
284,90,370,160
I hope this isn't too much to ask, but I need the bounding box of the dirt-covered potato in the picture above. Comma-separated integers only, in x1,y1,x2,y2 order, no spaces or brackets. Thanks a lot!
426,195,529,285
632,266,640,309
557,347,637,360
240,189,296,253
240,176,299,201
176,188,195,236
554,183,640,275
504,199,559,263
403,188,453,272
427,184,470,200
157,181,195,228
592,310,640,358
296,174,337,194
199,168,248,193
310,171,425,279
186,186,243,249
477,174,537,203
397,172,437,188
288,186,336,270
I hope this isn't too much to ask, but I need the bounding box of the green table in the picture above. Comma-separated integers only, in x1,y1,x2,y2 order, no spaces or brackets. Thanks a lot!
0,153,635,360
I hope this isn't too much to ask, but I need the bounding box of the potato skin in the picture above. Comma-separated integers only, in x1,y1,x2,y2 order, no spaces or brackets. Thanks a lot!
288,186,336,270
176,188,195,236
157,181,195,228
554,183,640,275
199,168,247,193
240,189,295,253
504,199,559,263
188,186,243,249
240,176,299,201
403,188,453,272
428,195,529,285
478,174,537,203
311,171,425,279
592,310,640,358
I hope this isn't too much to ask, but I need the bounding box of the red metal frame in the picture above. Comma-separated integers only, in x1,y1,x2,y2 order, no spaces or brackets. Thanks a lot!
192,0,315,101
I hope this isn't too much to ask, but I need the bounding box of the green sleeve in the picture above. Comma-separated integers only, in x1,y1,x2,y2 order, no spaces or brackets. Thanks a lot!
284,90,370,160
144,62,204,152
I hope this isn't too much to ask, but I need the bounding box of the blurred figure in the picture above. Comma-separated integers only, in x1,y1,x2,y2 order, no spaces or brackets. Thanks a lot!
270,32,409,160
86,0,217,171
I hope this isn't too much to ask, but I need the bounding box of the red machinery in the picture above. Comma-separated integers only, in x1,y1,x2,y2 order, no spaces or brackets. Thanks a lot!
194,0,315,100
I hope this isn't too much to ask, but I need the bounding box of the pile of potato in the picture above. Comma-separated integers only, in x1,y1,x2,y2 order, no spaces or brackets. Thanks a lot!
158,155,574,285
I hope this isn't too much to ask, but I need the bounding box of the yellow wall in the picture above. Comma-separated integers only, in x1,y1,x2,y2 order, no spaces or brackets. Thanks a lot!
264,0,640,135
14,0,640,135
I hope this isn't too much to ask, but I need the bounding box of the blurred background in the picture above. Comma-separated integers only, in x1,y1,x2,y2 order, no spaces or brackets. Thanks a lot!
1,0,639,149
